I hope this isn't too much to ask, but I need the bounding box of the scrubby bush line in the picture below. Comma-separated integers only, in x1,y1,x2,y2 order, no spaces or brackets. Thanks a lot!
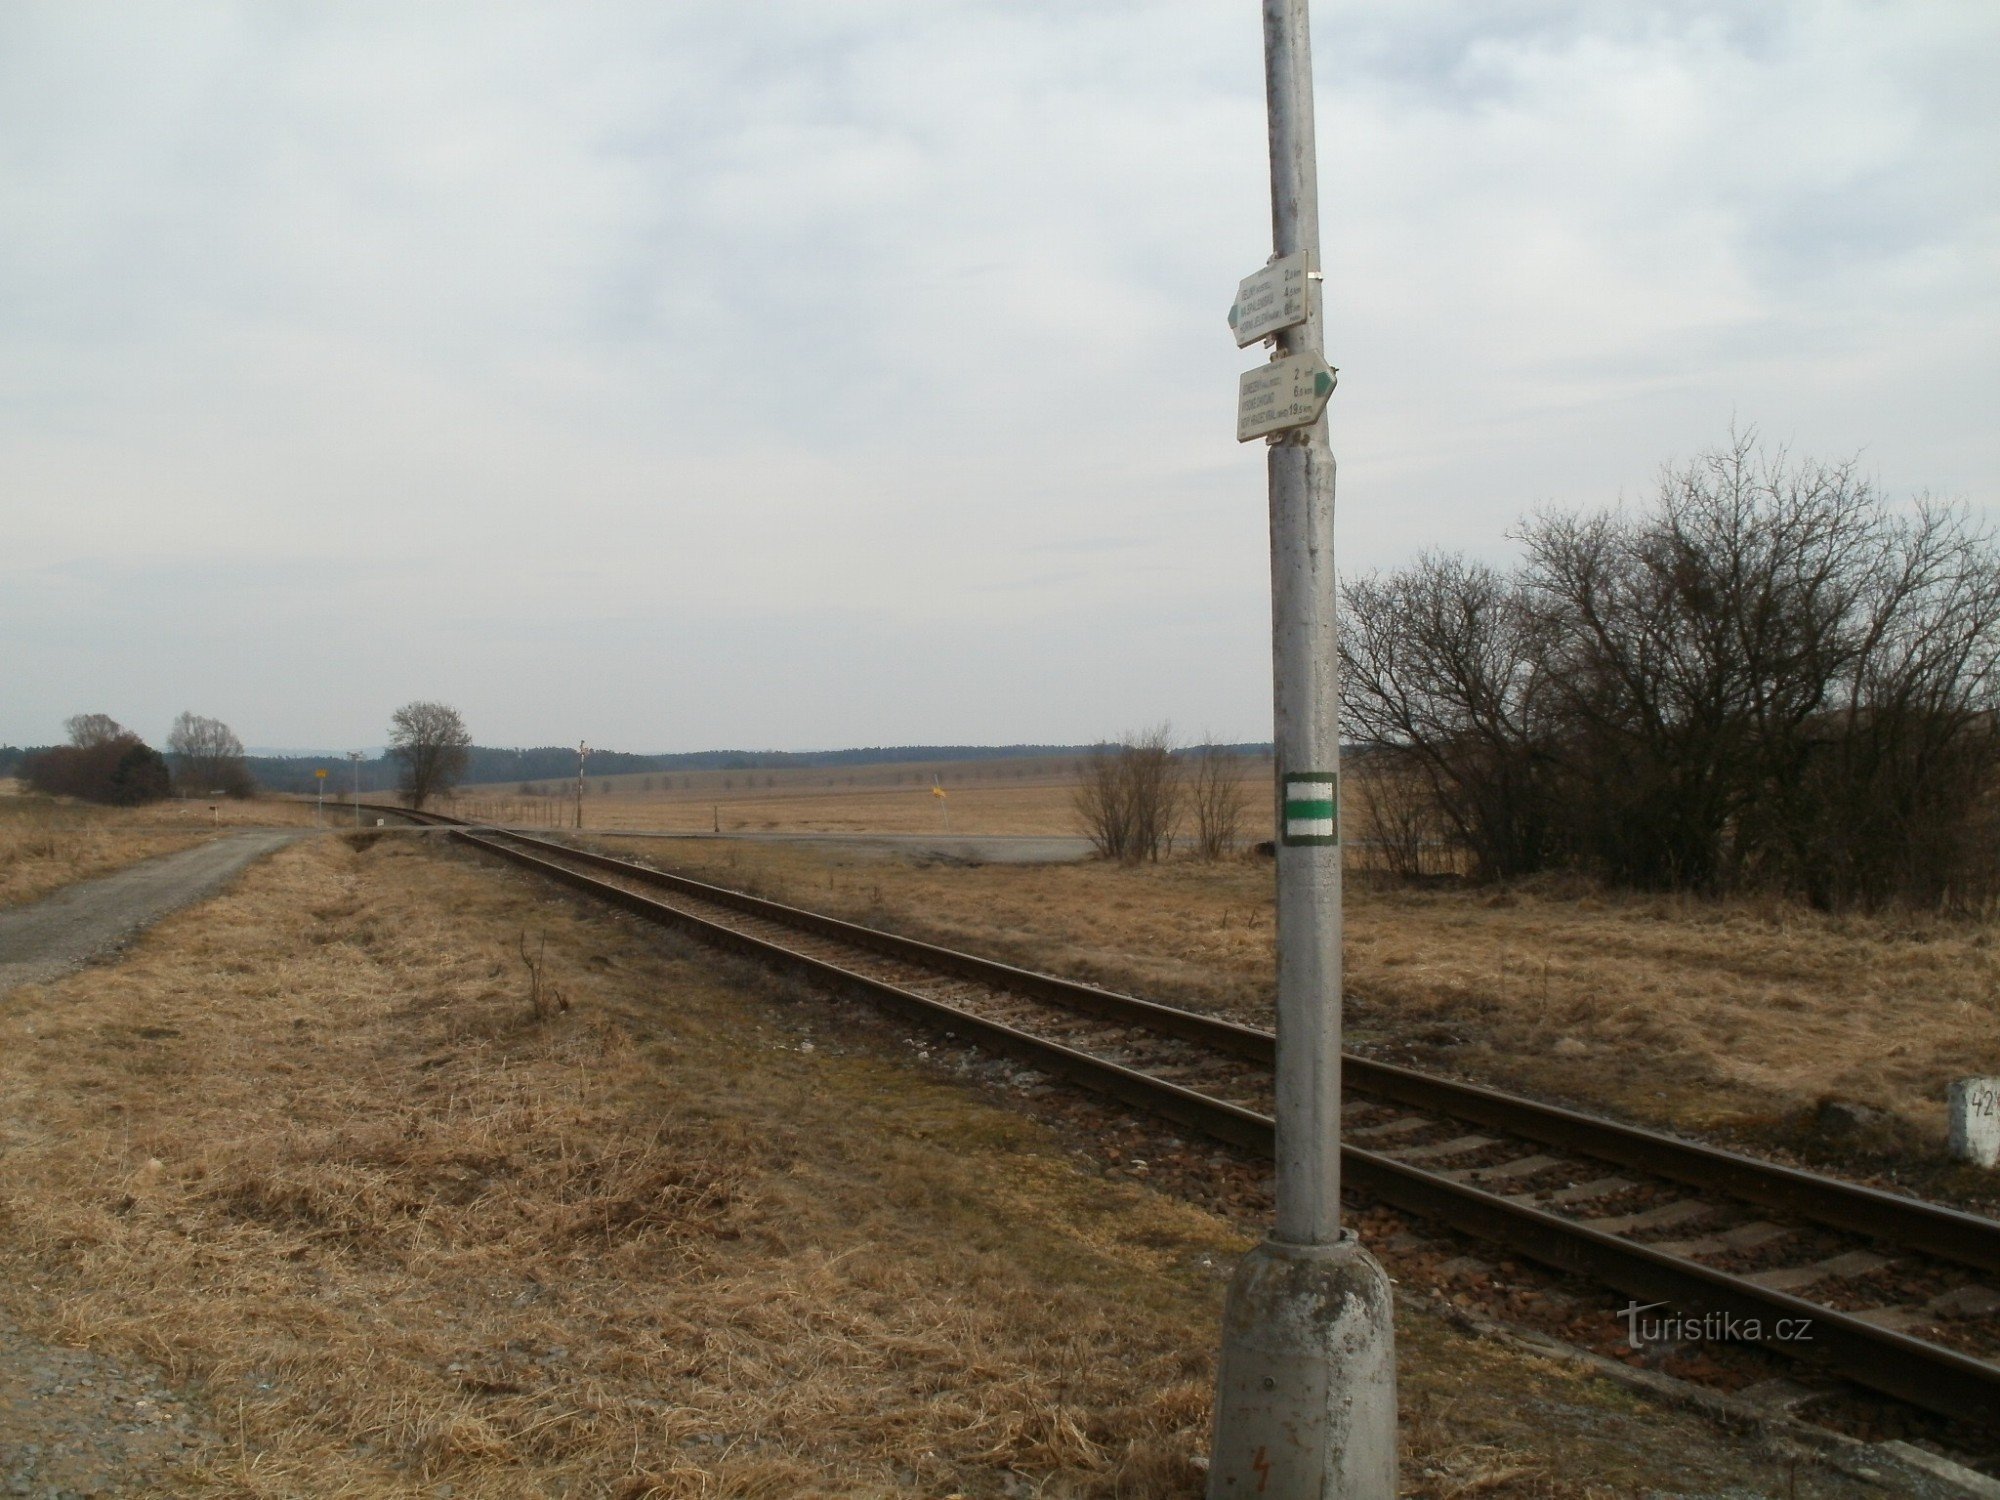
1342,433,2000,911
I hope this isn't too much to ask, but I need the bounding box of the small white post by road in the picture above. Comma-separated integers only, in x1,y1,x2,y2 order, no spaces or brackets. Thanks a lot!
1207,3,1397,1495
1951,1079,2000,1168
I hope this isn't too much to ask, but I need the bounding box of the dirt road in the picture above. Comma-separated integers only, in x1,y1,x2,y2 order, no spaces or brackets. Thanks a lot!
0,829,303,997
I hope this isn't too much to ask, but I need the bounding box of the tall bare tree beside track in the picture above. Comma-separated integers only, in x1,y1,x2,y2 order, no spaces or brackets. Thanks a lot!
1187,741,1250,860
167,711,251,797
388,702,472,811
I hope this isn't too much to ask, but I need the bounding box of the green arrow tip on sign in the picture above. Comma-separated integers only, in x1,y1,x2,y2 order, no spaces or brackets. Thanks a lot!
1313,369,1334,397
1227,304,1240,327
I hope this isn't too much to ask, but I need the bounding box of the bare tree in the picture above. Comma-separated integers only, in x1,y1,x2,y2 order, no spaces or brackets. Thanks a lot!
64,713,126,748
1073,745,1131,860
1187,740,1250,860
1340,553,1561,879
167,711,251,797
1072,724,1182,863
1351,752,1460,880
1342,432,2000,909
388,701,472,810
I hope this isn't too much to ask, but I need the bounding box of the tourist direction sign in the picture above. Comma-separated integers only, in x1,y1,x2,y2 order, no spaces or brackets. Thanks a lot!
1228,250,1311,347
1236,352,1336,441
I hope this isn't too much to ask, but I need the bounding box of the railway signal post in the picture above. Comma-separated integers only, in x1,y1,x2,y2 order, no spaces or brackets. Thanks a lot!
1207,3,1397,1494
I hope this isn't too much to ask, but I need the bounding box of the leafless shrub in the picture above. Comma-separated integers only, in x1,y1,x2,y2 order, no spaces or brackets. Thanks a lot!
1342,554,1561,881
1342,431,2000,911
1352,752,1462,880
517,931,568,1022
1072,724,1181,863
1186,741,1249,860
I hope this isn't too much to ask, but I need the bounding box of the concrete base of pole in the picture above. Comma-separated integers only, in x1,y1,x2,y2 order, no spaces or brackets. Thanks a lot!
1207,1231,1397,1499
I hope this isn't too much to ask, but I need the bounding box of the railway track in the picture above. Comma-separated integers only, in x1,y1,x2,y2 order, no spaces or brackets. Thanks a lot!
377,806,2000,1435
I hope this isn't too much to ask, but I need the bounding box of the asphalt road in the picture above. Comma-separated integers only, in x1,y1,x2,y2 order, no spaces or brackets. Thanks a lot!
0,829,303,998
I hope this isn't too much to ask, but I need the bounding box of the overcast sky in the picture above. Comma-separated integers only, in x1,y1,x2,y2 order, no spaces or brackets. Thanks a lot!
5,2,1994,753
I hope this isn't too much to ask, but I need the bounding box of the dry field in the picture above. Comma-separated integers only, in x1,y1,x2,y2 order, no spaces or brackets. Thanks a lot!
0,791,318,909
595,834,2000,1181
447,754,1275,840
0,834,1875,1496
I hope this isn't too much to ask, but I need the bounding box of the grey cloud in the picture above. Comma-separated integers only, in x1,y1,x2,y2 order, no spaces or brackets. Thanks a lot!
2,1,1992,751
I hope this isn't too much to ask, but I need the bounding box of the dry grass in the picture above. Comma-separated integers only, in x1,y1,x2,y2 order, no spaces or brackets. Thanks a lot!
0,834,1237,1495
0,794,317,909
0,834,1871,1496
600,836,2000,1162
447,753,1448,868
446,754,1277,841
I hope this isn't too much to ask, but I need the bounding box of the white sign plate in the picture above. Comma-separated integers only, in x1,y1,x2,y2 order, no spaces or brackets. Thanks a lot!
1236,352,1336,442
1228,251,1311,347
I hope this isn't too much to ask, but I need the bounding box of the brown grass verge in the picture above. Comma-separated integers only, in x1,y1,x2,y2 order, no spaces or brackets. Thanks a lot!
595,836,2000,1175
0,834,1896,1496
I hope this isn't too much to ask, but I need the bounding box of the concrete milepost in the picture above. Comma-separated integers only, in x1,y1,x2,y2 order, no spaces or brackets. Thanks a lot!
1207,3,1399,1497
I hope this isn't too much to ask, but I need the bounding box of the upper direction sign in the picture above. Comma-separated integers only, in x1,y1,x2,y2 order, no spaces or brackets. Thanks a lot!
1228,251,1311,347
1237,352,1336,442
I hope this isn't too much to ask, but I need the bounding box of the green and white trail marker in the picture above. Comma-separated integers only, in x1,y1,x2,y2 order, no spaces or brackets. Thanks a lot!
1281,771,1338,845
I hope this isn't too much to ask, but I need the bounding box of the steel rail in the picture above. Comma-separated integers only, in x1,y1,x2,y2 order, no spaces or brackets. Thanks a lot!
428,816,2000,1279
371,807,2000,1428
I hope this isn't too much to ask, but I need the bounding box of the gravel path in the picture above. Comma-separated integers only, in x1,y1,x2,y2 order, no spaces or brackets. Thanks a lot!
0,1305,214,1497
0,830,302,999
0,831,303,1494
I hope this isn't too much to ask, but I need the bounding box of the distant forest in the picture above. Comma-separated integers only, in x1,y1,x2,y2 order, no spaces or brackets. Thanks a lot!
0,742,1273,797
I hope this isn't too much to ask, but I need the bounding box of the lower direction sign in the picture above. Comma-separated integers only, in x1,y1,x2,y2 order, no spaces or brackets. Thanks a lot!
1236,352,1336,442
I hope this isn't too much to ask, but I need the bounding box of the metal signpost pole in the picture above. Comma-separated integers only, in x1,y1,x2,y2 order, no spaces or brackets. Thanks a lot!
349,751,363,827
1208,3,1396,1494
